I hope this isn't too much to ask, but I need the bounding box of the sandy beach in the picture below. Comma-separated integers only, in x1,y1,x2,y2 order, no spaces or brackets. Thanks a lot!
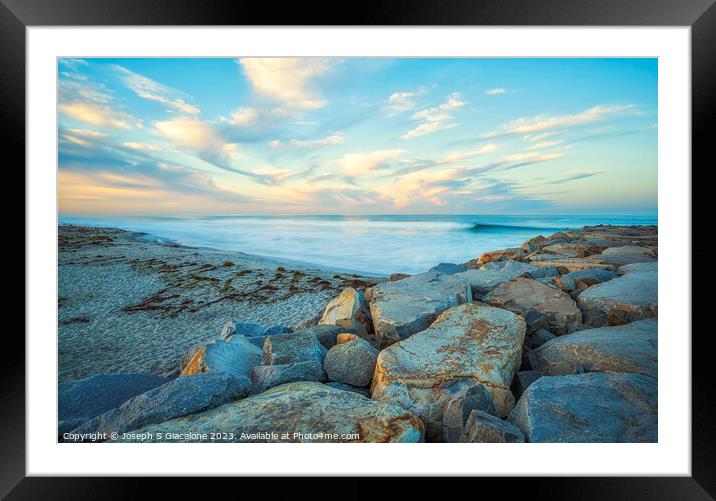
58,224,380,383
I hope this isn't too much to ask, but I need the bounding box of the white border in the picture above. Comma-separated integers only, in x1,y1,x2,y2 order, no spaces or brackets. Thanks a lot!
27,27,690,476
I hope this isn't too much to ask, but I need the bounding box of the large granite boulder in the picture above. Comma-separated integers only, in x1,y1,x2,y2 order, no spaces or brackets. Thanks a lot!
461,410,525,443
529,319,657,378
297,324,352,350
452,261,556,300
263,330,327,365
586,245,657,267
429,262,468,275
220,320,292,339
618,262,658,275
319,288,374,343
483,277,582,335
371,303,525,440
442,383,496,443
511,370,543,399
368,270,472,348
59,373,169,435
113,382,424,443
252,361,326,394
508,372,657,442
475,247,525,265
577,271,657,327
325,382,371,398
555,268,618,293
324,338,378,388
181,335,262,380
528,257,616,273
70,372,251,439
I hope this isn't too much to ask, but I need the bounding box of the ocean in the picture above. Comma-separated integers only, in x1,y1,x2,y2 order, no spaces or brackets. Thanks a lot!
59,214,657,275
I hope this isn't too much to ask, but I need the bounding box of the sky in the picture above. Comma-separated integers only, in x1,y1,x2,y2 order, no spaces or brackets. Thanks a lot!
58,58,658,216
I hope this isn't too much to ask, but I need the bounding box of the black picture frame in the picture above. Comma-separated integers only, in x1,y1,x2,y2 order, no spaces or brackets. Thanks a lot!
3,0,712,497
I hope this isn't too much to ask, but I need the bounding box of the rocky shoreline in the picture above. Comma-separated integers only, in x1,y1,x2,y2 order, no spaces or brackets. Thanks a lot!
59,223,658,443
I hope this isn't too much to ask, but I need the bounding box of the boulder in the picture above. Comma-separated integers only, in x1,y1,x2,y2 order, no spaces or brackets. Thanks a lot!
59,373,169,435
298,324,352,350
70,372,251,439
325,382,371,398
521,235,546,253
529,319,657,378
442,384,496,442
528,328,556,348
454,260,557,300
220,320,292,339
541,242,599,257
336,333,359,344
476,247,524,265
429,262,468,275
555,268,618,293
368,270,472,348
319,288,374,343
528,258,616,273
586,246,657,267
484,277,582,335
324,338,379,388
252,361,327,394
181,335,262,381
389,273,411,282
508,372,657,442
114,382,424,443
461,410,525,443
263,330,327,365
371,303,525,440
618,262,658,275
511,370,543,399
577,271,657,327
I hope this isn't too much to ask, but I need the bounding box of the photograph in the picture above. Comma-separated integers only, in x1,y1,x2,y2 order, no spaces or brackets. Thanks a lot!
57,56,658,444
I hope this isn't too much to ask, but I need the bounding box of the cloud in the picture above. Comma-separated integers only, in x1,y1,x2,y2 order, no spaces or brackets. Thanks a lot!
485,88,507,95
269,132,345,149
122,142,160,151
67,128,107,138
502,151,563,168
238,58,332,110
154,117,226,152
547,170,602,185
332,149,406,177
384,89,424,115
484,104,635,138
59,102,137,129
114,65,200,115
526,140,565,150
224,107,260,126
401,92,466,139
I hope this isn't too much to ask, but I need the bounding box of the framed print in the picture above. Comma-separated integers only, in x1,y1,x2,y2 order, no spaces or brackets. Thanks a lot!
5,0,713,497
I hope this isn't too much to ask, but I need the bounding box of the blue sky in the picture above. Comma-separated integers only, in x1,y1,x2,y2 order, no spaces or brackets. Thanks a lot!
58,58,657,215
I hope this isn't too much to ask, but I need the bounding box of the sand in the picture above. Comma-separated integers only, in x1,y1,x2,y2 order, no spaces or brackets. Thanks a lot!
58,224,381,383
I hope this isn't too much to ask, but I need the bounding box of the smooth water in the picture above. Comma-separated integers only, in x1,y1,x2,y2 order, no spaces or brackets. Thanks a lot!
59,214,657,275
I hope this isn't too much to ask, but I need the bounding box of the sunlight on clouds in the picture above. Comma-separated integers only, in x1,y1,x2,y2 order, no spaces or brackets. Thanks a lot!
402,92,466,139
154,117,227,153
334,149,406,177
485,88,507,95
238,58,332,110
59,102,137,129
114,65,200,115
526,140,565,150
122,142,160,151
384,89,425,115
269,132,345,149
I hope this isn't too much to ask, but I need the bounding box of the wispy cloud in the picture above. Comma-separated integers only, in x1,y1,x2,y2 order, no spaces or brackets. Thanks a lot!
546,170,602,185
485,88,507,95
401,92,466,139
269,132,345,149
332,149,406,178
114,65,200,115
384,89,425,115
238,58,333,110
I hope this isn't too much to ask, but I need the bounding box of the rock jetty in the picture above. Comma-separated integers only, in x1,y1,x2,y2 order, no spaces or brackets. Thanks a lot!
60,224,658,443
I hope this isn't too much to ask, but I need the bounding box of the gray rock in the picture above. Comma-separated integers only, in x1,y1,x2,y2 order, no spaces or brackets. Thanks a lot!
511,370,543,399
586,246,657,267
529,319,657,378
298,324,354,350
577,271,657,327
252,361,327,394
442,384,496,442
319,288,374,343
59,373,169,435
509,372,657,442
114,382,424,443
368,270,472,348
182,335,263,381
372,303,525,440
618,262,658,275
484,277,582,335
555,268,618,292
263,330,327,365
70,373,251,439
528,328,556,348
220,320,292,339
325,382,371,398
429,262,468,275
324,338,378,388
461,410,525,443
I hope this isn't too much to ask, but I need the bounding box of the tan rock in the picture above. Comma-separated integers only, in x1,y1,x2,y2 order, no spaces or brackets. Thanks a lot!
336,333,359,344
319,288,374,343
483,277,582,335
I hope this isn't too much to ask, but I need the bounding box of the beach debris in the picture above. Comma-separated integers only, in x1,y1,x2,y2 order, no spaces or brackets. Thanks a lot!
508,372,657,443
69,372,251,441
59,373,169,436
324,337,378,388
371,303,525,440
111,382,425,443
577,271,657,327
368,270,472,348
484,277,582,336
442,383,496,443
